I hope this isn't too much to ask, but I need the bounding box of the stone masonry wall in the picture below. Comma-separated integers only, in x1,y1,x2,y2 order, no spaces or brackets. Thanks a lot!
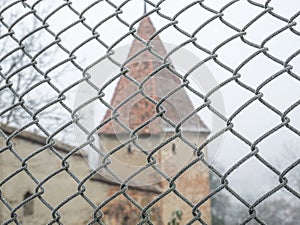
0,133,109,225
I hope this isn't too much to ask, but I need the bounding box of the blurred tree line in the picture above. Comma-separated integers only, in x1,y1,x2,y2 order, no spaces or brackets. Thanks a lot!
210,146,300,225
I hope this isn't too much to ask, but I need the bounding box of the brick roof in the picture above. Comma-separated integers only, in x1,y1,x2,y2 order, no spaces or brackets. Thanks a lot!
99,17,209,135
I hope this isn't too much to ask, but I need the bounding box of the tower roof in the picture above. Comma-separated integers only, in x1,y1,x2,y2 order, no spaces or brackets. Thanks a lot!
99,17,209,135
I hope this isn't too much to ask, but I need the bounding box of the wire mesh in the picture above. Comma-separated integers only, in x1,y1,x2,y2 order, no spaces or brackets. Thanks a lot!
0,0,299,225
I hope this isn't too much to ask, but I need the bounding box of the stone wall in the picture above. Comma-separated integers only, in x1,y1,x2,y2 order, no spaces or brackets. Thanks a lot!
100,131,212,224
0,125,211,224
0,127,109,225
159,132,211,224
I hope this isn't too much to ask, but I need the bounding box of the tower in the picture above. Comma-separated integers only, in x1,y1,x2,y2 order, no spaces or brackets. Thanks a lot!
98,17,211,224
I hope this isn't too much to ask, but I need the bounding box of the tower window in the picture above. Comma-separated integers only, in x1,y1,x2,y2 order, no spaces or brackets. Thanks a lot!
172,143,176,154
127,144,132,153
23,192,34,216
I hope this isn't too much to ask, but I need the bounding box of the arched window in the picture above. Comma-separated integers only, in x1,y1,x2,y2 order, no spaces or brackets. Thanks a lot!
23,192,34,216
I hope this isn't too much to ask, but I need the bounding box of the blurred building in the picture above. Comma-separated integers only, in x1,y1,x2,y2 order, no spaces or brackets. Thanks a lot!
98,16,211,224
0,17,211,225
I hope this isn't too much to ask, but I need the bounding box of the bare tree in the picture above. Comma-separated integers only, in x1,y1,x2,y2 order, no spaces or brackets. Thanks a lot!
210,153,300,225
281,142,300,189
255,197,300,225
0,1,71,142
210,169,249,225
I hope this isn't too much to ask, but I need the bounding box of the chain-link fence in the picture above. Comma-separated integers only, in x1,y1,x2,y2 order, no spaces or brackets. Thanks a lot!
0,0,300,224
